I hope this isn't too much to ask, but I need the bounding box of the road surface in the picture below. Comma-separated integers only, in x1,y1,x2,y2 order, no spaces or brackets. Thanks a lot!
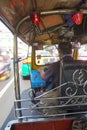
0,61,31,130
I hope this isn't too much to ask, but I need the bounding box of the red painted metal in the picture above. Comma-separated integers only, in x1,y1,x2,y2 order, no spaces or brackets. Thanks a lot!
10,119,73,130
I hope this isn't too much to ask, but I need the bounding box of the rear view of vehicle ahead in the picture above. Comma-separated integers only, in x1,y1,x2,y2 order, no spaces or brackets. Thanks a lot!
0,49,11,80
21,54,31,79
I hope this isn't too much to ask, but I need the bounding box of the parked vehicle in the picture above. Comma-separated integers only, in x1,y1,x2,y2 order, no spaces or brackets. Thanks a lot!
1,0,87,130
0,49,11,80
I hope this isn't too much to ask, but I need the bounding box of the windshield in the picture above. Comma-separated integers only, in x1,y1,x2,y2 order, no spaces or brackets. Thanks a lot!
78,44,87,60
35,45,59,65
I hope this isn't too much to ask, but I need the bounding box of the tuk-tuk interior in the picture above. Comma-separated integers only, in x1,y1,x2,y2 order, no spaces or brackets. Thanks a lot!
0,0,87,130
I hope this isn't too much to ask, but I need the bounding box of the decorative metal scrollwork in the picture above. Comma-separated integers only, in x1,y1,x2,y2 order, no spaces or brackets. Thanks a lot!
60,69,87,106
73,69,87,86
83,81,87,94
65,82,77,96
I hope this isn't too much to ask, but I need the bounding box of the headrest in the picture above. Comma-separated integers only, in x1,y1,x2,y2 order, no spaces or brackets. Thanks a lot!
63,60,87,70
